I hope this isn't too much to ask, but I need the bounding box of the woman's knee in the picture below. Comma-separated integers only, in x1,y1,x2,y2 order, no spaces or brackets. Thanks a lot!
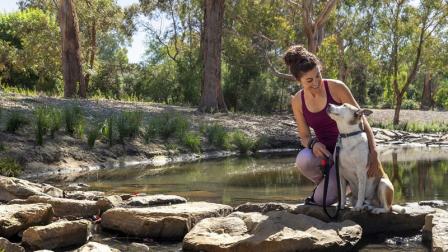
295,148,315,171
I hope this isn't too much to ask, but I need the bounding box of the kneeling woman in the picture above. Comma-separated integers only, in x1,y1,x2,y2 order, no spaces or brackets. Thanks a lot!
284,45,380,206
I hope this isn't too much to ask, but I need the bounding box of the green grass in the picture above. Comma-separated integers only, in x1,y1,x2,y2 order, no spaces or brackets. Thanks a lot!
87,123,102,148
64,106,84,137
1,84,39,96
0,157,22,177
6,111,28,133
146,112,190,140
48,107,63,138
35,106,51,145
101,117,114,146
369,120,448,133
181,131,201,153
116,111,143,143
231,130,255,154
202,123,232,150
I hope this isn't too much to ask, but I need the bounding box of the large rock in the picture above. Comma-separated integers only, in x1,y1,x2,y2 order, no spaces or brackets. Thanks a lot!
72,242,120,252
422,208,448,252
236,202,434,235
20,195,101,217
0,237,25,252
22,220,91,250
64,191,105,201
126,194,187,207
96,195,123,212
0,176,63,202
0,203,53,238
101,202,233,240
183,211,362,252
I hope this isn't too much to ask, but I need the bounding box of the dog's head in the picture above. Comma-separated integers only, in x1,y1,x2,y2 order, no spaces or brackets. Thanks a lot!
326,103,372,131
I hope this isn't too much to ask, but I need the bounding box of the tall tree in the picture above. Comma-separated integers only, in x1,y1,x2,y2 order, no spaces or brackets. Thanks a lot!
387,0,448,124
59,0,85,98
199,0,227,113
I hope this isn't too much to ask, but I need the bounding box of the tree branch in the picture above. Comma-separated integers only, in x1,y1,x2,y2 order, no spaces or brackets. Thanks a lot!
315,0,339,28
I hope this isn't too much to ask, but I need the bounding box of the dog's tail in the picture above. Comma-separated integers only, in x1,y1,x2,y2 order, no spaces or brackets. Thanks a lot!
391,204,406,214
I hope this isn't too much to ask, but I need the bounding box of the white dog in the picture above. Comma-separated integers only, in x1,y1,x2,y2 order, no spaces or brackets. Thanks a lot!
327,103,404,214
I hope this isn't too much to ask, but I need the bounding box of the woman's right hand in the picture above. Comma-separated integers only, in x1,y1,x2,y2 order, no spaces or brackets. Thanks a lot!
312,142,331,159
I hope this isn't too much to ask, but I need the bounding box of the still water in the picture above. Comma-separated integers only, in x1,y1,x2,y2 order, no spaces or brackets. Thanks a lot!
75,147,448,252
81,147,448,206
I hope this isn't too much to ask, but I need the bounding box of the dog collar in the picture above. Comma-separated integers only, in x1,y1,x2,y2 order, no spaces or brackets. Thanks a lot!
339,130,363,138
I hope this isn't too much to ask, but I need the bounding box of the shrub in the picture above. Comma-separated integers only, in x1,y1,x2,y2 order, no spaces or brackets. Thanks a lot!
48,107,62,138
64,106,83,136
203,124,231,150
401,99,419,110
87,123,102,148
101,117,114,145
181,131,201,153
116,111,142,143
146,113,190,140
6,111,28,133
35,106,51,145
231,130,255,154
0,157,22,177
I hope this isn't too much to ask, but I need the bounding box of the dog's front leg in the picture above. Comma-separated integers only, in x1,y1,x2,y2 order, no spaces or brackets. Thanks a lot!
340,178,347,209
352,170,367,211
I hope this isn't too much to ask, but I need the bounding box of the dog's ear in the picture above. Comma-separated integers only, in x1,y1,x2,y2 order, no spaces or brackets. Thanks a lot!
355,109,373,117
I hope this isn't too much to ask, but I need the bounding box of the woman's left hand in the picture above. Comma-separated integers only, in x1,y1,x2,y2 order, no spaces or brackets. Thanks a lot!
367,150,382,177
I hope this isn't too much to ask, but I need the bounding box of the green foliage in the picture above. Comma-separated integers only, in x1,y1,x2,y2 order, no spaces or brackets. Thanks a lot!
34,106,50,145
0,9,61,93
63,106,84,137
87,123,102,148
116,111,142,143
48,107,62,138
401,99,419,110
147,113,190,140
231,130,255,154
434,85,448,110
203,124,232,150
181,131,201,153
101,117,114,146
370,120,448,133
6,111,28,133
0,157,22,177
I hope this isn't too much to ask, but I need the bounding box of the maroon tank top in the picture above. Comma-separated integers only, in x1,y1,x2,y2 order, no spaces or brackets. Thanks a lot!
301,80,341,153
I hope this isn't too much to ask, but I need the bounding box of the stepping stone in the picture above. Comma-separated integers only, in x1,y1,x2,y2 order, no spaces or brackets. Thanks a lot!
101,201,233,240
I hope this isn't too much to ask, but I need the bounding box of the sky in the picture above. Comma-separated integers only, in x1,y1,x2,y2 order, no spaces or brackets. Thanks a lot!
0,0,146,63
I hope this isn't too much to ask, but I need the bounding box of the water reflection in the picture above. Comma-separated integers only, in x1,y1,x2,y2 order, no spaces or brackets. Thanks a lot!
78,147,448,206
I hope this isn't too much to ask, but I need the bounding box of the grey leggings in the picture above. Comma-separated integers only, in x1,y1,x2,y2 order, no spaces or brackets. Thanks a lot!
295,148,339,206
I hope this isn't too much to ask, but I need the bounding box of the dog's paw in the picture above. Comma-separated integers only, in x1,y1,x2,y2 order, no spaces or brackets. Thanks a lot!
363,205,373,211
371,208,387,214
351,206,363,212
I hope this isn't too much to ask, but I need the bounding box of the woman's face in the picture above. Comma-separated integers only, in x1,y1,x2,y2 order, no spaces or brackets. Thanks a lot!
299,67,322,90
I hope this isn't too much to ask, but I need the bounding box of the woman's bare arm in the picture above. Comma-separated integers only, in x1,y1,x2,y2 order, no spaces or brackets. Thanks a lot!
291,91,311,148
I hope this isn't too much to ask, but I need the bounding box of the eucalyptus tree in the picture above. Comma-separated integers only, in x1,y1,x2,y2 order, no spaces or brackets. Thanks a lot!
378,0,448,124
0,8,61,92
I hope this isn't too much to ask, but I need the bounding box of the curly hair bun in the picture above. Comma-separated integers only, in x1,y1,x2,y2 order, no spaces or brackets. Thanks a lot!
283,45,320,80
283,45,308,67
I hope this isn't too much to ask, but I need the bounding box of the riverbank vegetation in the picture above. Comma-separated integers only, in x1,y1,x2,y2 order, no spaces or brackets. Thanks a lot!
0,1,447,121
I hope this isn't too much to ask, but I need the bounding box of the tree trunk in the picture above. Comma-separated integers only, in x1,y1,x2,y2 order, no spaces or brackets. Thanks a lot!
393,94,403,125
421,72,432,110
84,20,96,94
198,0,227,113
60,0,85,98
302,0,338,53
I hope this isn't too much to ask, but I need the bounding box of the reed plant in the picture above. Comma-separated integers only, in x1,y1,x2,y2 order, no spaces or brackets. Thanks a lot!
6,111,28,133
0,157,22,177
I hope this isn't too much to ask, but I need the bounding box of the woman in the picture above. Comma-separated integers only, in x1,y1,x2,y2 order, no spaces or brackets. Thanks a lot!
284,45,381,206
